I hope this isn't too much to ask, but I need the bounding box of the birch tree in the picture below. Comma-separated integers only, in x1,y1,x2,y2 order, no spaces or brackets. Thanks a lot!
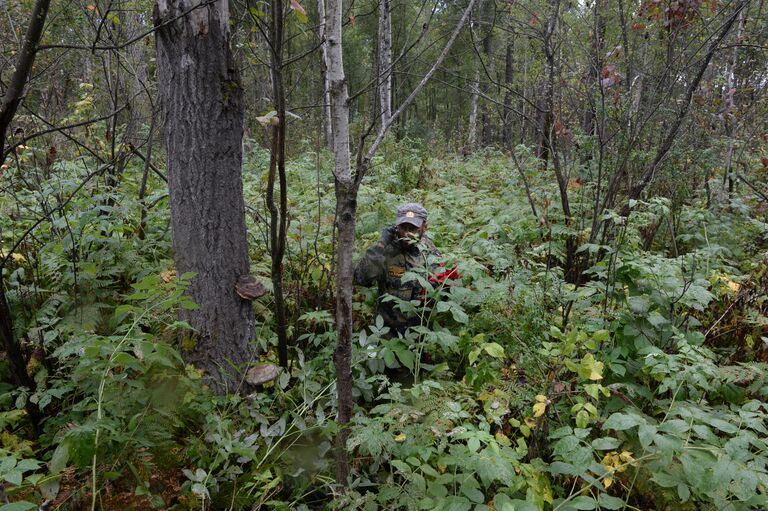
377,0,393,135
323,0,479,486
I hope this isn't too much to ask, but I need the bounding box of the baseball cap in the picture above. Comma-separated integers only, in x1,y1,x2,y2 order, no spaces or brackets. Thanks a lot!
395,203,428,227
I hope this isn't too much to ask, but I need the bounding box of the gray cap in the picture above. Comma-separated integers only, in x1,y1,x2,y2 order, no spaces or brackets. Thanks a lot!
395,202,428,227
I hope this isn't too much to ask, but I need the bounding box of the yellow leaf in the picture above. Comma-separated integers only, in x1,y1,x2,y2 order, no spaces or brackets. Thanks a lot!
495,431,511,447
619,450,634,463
533,402,547,417
535,394,548,403
603,477,613,489
589,367,604,380
11,253,26,263
394,433,406,443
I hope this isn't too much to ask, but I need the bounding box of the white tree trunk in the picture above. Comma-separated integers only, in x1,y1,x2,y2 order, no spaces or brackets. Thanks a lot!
324,0,355,487
468,70,480,150
325,0,478,486
318,0,333,148
377,0,393,135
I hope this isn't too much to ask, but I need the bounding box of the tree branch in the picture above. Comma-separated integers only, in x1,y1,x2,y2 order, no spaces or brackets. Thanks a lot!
354,0,479,187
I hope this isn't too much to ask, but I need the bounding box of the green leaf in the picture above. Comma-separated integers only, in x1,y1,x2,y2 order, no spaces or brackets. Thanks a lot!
627,296,650,315
460,482,484,503
482,342,505,359
731,469,758,501
391,460,411,475
395,348,414,370
602,412,643,431
450,304,469,324
591,437,620,450
549,462,577,475
708,418,738,434
677,483,690,502
493,494,517,511
0,503,37,511
638,424,656,449
3,471,22,486
575,409,590,428
567,496,597,509
598,494,625,509
651,471,680,488
468,348,480,366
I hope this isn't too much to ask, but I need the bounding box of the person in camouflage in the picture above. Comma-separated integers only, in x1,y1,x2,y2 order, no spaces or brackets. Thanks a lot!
353,203,440,334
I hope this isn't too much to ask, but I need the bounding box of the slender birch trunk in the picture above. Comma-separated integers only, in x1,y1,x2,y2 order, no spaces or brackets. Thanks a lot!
468,70,480,151
326,0,478,486
502,41,514,146
318,0,333,148
323,0,354,486
377,0,393,135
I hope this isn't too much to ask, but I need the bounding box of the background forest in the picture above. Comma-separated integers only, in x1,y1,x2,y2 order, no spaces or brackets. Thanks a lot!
1,0,768,509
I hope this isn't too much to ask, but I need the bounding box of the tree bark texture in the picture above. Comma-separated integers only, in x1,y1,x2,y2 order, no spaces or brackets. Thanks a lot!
317,0,333,148
377,0,393,135
324,0,354,487
480,1,494,147
268,0,289,369
154,0,255,392
326,0,478,486
0,0,51,436
468,70,480,151
502,41,514,146
0,0,51,165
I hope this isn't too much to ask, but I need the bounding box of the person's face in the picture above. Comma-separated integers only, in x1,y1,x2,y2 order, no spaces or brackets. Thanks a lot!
397,222,426,247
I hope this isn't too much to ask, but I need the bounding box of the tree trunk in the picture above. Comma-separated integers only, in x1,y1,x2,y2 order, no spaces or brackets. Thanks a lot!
480,2,494,147
154,0,255,392
468,70,480,152
502,40,514,146
326,0,478,486
582,0,605,140
324,0,354,487
377,0,393,135
318,0,333,148
268,0,290,369
0,0,51,437
721,8,747,196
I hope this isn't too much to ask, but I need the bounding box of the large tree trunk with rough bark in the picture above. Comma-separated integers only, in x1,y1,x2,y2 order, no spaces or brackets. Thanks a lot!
154,0,255,392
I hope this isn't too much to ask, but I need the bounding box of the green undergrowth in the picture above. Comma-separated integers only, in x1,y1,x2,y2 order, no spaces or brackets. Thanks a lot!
1,137,767,510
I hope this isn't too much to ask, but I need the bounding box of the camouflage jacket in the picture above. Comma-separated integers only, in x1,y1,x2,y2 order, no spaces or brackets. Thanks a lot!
353,225,440,333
